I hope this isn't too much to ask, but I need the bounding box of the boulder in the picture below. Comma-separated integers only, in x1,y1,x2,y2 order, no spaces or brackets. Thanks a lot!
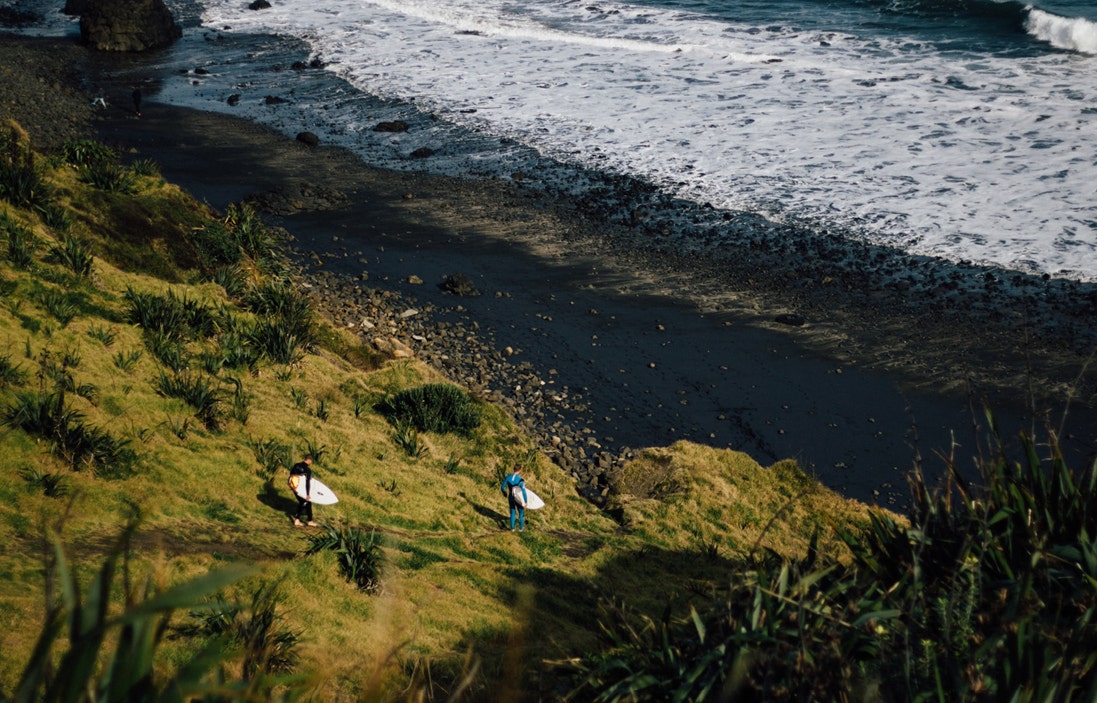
409,147,435,159
439,273,481,297
774,312,806,327
372,337,415,359
80,0,181,52
374,120,409,133
296,131,319,147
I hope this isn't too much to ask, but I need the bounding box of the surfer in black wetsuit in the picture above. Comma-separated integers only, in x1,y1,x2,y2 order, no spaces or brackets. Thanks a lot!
289,455,317,527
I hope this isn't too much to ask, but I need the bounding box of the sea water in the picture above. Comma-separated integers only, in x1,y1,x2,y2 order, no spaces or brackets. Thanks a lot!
15,0,1097,281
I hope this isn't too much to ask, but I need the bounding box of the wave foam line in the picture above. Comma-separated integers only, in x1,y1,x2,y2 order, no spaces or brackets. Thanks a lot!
1025,7,1097,54
362,0,692,54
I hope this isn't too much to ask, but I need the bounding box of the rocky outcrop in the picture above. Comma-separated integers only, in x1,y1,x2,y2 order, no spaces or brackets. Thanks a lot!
79,0,181,52
62,0,90,15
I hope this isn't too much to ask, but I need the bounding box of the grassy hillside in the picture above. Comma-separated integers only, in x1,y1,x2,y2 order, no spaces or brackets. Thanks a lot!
0,122,891,700
6,120,1095,703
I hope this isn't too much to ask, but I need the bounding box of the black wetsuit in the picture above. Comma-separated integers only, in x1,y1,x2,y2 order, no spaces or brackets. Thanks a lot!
290,460,313,522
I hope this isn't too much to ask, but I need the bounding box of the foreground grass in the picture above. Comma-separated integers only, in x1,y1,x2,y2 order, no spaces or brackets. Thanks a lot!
0,125,888,700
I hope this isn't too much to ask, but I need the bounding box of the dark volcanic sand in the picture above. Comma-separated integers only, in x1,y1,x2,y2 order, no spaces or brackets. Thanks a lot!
4,32,1095,507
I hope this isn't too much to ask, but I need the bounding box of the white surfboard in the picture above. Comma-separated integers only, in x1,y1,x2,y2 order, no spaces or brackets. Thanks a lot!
291,476,339,505
525,488,545,510
512,485,545,510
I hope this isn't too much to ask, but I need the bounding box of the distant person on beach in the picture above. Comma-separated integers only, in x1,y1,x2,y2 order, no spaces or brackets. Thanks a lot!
288,454,318,527
132,85,142,117
501,465,527,532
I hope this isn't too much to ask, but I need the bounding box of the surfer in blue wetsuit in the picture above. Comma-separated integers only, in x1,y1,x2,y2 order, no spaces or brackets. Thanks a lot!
289,455,318,527
501,465,527,532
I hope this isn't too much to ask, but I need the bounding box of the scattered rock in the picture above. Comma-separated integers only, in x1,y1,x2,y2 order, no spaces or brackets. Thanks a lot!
264,95,288,105
296,131,319,147
407,275,423,285
374,120,409,133
439,273,481,297
372,336,414,359
248,0,271,9
244,182,349,215
409,147,435,159
226,94,240,106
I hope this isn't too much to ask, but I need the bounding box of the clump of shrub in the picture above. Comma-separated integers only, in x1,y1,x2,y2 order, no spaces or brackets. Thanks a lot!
0,123,51,210
2,211,38,269
155,370,226,431
61,139,136,194
180,581,302,682
9,528,292,701
20,467,70,497
1,390,136,475
191,202,288,277
246,436,291,477
0,352,28,387
378,383,481,436
59,138,117,168
304,524,383,593
46,234,94,278
124,287,218,341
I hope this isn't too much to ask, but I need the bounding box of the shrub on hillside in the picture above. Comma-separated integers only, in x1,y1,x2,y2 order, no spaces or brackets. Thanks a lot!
123,287,219,343
155,370,226,431
1,390,136,475
180,581,302,681
572,418,1097,702
305,524,383,593
378,383,482,436
46,234,94,278
59,138,117,168
2,212,38,269
190,203,287,276
6,528,291,701
0,352,28,387
0,124,51,209
78,163,136,194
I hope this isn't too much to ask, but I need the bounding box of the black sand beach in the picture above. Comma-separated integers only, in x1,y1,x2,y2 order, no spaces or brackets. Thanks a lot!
4,33,1095,507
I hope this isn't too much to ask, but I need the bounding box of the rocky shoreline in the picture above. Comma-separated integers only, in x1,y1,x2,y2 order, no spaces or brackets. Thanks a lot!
298,270,632,506
4,30,1096,507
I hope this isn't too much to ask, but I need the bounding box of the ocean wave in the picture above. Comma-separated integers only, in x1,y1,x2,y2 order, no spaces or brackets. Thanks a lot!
356,0,692,54
1024,7,1097,53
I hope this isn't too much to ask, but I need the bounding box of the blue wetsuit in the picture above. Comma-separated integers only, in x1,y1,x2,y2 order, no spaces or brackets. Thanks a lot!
501,471,527,531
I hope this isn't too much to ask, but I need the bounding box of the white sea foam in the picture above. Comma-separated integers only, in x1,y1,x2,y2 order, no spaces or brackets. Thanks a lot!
1025,8,1097,53
182,0,1097,280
